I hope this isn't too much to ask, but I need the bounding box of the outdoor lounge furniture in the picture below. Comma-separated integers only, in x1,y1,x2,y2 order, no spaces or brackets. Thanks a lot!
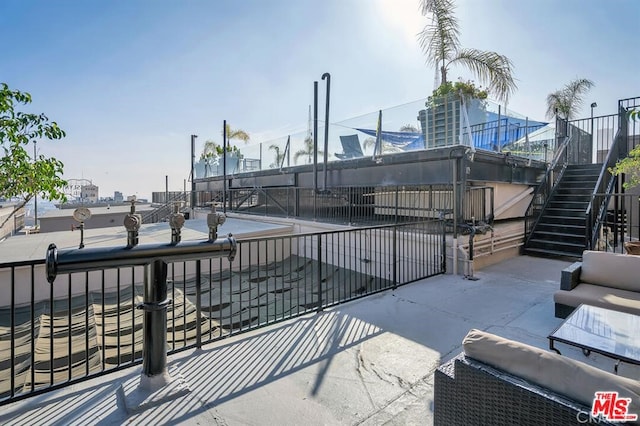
554,250,640,319
335,134,364,159
434,329,640,425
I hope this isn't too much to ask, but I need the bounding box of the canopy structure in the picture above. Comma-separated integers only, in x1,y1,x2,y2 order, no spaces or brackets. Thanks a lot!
352,113,547,153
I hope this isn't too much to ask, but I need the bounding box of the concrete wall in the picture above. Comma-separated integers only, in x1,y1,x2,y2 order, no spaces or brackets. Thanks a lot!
0,205,25,239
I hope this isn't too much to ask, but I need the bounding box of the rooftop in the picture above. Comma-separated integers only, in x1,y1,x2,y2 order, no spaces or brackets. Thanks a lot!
0,217,294,262
1,254,637,425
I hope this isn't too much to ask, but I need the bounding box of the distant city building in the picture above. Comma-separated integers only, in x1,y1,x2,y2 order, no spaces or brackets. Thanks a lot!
114,191,124,203
81,184,99,203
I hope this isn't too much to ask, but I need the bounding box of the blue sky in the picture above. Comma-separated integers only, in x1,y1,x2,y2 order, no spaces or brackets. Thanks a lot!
2,0,639,199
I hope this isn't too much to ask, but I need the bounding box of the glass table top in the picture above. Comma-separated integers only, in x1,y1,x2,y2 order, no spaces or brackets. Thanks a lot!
549,304,640,363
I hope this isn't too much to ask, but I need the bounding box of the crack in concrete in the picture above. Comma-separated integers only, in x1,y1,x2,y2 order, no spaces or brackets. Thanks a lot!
354,346,376,408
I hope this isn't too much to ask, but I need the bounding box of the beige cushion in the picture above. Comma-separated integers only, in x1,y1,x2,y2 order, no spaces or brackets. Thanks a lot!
462,329,640,416
581,250,640,292
554,284,640,316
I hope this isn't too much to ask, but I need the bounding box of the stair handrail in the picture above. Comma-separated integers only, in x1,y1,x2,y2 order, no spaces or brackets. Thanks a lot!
141,192,188,224
586,105,629,250
523,117,573,246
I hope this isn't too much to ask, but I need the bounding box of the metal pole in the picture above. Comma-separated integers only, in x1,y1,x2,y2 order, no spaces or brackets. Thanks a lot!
317,234,322,312
165,175,168,204
223,120,227,214
313,81,318,192
259,143,263,170
525,117,530,158
190,135,197,214
34,141,38,229
496,105,502,153
322,73,331,191
195,260,202,348
452,156,458,275
313,81,318,219
142,259,170,384
590,104,595,164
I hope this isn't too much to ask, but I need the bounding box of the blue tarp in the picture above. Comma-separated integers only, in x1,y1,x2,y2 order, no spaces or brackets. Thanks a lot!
354,115,548,152
472,114,547,150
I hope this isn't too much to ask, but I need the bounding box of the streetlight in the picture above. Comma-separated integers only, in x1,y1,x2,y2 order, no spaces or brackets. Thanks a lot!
590,102,597,162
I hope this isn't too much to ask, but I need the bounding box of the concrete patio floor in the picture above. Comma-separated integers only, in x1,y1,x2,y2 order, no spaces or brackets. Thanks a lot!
1,254,638,425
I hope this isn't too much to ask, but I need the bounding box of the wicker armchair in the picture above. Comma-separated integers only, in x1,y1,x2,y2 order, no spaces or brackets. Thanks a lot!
434,353,618,426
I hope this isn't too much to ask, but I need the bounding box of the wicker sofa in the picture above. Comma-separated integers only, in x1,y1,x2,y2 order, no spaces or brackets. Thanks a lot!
434,329,640,425
554,250,640,318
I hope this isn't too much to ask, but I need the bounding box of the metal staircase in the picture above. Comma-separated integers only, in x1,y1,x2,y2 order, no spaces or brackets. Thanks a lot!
524,164,602,258
523,99,635,259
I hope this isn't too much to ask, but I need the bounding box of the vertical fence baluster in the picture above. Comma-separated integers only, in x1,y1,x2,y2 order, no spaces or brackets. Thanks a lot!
196,260,202,348
30,264,35,393
85,271,89,376
10,267,14,397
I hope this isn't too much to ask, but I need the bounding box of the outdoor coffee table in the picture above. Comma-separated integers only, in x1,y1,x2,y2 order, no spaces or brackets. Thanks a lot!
548,304,640,374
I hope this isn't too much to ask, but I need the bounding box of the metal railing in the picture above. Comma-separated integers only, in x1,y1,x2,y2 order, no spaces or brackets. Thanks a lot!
196,185,493,227
523,117,572,244
0,219,445,405
143,192,189,224
585,107,628,249
585,97,640,249
589,193,640,253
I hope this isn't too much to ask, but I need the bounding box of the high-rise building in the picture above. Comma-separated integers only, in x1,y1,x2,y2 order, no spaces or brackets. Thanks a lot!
114,191,124,203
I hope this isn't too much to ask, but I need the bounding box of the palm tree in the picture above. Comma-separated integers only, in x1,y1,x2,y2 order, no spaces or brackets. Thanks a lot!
399,124,419,133
269,144,285,168
293,136,323,164
223,123,250,145
545,78,595,120
201,140,218,159
418,0,516,103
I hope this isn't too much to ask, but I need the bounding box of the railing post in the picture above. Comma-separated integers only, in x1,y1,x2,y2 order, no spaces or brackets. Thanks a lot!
140,259,171,388
196,259,202,348
395,186,399,224
317,234,323,312
392,224,397,289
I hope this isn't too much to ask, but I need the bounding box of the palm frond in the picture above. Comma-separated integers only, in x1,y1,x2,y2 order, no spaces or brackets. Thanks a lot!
563,78,594,120
399,124,419,132
545,78,594,120
545,91,566,119
202,140,218,156
449,48,517,103
418,0,460,67
223,123,250,142
293,150,309,164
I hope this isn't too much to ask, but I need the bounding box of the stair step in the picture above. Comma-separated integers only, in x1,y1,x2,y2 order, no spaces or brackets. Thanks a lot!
523,247,582,259
532,230,585,238
561,173,600,180
531,232,585,245
557,180,599,187
528,238,585,249
543,208,586,217
538,215,585,225
546,202,589,209
555,188,597,194
535,223,585,233
550,198,592,205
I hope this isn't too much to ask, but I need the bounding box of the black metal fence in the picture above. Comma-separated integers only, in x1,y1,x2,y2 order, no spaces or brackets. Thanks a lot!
193,185,493,227
0,219,445,405
590,193,640,253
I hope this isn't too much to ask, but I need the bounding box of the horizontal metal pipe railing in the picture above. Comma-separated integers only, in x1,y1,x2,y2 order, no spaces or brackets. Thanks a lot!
46,238,236,282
